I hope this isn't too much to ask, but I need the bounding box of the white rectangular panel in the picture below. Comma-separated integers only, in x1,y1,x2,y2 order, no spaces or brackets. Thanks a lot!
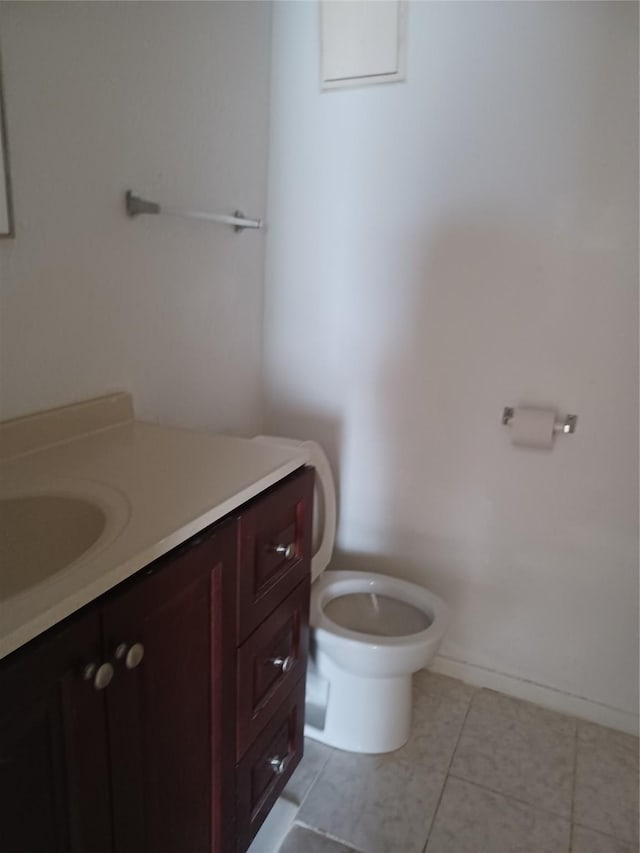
321,1,406,90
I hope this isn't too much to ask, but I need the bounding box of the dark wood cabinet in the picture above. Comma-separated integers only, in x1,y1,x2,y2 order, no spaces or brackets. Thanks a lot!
237,468,313,643
236,677,306,853
0,467,313,853
234,466,314,851
0,610,112,853
0,521,235,853
102,520,236,853
237,577,309,760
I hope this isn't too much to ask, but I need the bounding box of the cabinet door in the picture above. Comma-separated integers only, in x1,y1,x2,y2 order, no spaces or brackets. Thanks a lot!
102,521,236,853
0,609,112,853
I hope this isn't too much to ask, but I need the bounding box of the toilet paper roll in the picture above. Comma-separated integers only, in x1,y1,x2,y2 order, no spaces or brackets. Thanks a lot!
510,406,556,449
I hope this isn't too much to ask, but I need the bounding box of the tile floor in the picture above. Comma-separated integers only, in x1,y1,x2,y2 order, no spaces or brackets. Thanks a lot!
276,673,639,853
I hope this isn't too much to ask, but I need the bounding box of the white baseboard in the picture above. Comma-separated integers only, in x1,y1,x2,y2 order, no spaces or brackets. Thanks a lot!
247,794,298,853
429,654,639,737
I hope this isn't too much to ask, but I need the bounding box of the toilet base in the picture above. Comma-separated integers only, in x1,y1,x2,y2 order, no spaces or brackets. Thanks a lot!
304,650,413,754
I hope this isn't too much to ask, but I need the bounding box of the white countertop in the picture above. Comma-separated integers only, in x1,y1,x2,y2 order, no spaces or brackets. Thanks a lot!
0,420,309,660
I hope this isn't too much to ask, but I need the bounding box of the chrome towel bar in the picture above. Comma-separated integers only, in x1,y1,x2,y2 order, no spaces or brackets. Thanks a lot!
125,190,262,232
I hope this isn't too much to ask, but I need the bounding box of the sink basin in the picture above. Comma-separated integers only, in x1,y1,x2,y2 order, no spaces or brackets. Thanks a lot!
0,494,108,599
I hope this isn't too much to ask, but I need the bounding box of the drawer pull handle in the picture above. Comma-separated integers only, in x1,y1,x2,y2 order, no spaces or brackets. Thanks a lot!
115,642,145,669
268,755,287,775
272,543,296,560
83,662,114,690
269,655,294,673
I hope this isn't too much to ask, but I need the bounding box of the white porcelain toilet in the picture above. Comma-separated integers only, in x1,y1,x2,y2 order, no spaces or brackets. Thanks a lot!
254,437,450,754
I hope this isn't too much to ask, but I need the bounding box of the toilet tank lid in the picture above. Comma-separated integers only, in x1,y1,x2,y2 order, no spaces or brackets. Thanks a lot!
253,435,336,582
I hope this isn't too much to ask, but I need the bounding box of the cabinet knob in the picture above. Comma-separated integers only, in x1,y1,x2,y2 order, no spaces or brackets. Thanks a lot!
83,661,114,690
115,642,145,670
273,543,296,560
269,655,294,673
268,755,287,775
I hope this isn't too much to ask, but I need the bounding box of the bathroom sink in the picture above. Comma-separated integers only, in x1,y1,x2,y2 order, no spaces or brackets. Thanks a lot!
0,494,108,599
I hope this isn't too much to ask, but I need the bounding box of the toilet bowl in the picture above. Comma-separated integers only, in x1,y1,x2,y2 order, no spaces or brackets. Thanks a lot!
253,436,450,754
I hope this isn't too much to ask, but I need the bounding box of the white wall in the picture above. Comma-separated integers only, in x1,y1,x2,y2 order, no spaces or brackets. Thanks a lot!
0,1,272,434
264,2,639,727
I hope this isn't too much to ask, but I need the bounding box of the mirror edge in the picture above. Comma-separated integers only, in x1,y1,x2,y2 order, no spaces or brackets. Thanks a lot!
0,48,14,239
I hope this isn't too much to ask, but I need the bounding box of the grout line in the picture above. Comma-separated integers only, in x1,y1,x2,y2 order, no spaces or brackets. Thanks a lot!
572,821,638,848
293,818,364,851
446,772,572,823
292,748,333,812
420,687,475,853
274,744,337,851
568,719,580,852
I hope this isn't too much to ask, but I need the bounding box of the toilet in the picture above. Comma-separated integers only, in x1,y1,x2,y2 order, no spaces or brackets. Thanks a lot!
254,436,450,754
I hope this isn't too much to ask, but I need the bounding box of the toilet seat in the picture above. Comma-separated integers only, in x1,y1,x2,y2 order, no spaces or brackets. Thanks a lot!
323,590,431,637
312,570,448,644
311,570,449,677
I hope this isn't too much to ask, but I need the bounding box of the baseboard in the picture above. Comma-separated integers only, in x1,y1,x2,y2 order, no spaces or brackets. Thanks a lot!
429,654,639,736
247,794,298,853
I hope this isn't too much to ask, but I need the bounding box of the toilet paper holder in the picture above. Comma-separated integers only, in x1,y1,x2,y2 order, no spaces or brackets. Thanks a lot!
502,407,578,435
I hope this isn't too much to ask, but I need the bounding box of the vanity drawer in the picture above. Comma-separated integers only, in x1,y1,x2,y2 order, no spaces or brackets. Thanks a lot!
237,578,309,760
237,467,314,643
235,677,305,852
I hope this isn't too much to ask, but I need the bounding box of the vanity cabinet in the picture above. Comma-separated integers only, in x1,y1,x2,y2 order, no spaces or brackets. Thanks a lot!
0,519,235,853
101,519,237,853
234,467,313,851
0,610,112,853
0,466,314,853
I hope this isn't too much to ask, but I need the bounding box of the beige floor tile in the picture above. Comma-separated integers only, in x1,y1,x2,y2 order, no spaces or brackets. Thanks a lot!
409,669,475,771
573,722,639,846
450,689,576,816
279,825,352,853
426,777,571,853
285,739,335,807
298,748,446,853
469,689,576,737
571,825,637,853
297,673,472,853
